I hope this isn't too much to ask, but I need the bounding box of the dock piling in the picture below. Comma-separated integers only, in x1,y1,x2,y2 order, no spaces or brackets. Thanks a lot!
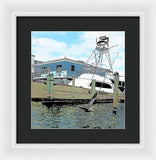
110,72,119,128
46,74,50,92
113,72,119,115
49,74,53,99
72,75,75,99
47,74,53,99
91,79,96,95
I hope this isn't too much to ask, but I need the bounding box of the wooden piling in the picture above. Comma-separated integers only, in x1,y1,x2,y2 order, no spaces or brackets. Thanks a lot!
72,75,75,99
49,74,53,99
91,79,96,95
113,72,119,115
46,74,53,99
46,74,50,93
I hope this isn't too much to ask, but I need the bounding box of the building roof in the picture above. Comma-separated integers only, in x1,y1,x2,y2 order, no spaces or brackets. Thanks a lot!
34,60,43,63
32,57,112,73
33,57,85,66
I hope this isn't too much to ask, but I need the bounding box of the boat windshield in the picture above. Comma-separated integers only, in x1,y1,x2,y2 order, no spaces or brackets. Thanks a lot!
90,81,112,89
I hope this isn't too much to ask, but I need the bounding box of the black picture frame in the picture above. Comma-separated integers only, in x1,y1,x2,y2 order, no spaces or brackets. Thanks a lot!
17,17,139,143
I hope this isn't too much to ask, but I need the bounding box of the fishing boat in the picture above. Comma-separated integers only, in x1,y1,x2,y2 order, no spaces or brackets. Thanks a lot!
68,73,114,94
31,35,125,104
68,35,125,95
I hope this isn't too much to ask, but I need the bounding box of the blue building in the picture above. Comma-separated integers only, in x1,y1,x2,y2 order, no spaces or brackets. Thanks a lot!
32,57,111,84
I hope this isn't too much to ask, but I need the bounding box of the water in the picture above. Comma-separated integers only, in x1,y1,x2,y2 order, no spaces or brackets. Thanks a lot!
31,102,125,129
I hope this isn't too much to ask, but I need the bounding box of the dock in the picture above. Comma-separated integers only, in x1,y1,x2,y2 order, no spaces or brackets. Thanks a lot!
31,81,125,105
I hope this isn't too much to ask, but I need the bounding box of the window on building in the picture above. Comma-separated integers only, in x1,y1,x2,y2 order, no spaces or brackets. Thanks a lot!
56,65,62,73
71,65,75,71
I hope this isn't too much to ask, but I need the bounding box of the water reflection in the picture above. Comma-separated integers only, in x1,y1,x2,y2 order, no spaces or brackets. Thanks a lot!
31,102,125,129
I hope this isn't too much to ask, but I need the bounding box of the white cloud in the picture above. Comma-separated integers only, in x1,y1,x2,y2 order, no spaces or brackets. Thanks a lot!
32,38,67,61
32,38,67,51
32,31,125,75
32,37,93,61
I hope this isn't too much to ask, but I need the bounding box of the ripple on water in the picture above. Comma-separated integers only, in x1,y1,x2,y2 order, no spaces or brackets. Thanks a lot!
31,102,125,129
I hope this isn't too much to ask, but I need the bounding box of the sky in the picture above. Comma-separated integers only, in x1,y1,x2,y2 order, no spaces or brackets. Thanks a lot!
31,31,125,76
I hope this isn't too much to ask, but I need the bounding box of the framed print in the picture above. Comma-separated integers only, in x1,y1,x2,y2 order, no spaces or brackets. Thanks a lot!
3,0,156,159
17,16,139,143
